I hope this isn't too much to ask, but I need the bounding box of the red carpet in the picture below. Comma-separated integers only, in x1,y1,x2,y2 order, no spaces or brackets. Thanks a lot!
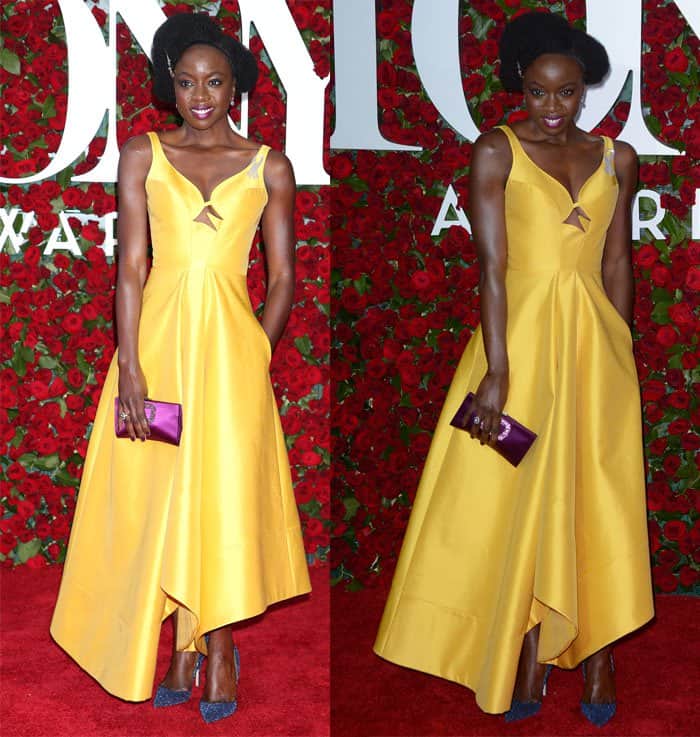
1,565,328,737
331,581,700,737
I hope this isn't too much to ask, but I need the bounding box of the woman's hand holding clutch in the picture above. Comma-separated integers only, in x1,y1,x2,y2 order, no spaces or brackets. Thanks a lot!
117,364,150,441
468,371,509,446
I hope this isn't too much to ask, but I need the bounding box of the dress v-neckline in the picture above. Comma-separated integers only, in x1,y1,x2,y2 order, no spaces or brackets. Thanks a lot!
152,133,262,202
507,127,607,204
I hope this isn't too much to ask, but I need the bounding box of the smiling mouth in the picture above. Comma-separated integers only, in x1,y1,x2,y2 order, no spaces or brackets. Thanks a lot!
542,115,564,128
191,106,214,118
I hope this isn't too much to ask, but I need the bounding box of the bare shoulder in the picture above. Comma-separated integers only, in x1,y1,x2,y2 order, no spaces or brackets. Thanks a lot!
118,134,153,176
473,128,510,156
612,139,637,167
471,128,512,179
612,139,638,182
263,148,295,190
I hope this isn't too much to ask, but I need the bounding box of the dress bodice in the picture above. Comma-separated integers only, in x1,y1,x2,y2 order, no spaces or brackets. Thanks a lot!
498,125,618,274
145,131,270,277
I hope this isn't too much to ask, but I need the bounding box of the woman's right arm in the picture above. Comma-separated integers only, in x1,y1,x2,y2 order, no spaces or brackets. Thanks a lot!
467,130,512,445
115,135,152,441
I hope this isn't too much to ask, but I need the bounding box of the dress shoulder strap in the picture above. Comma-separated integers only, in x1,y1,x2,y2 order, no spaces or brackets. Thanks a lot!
145,131,166,169
246,144,271,185
495,124,521,154
601,136,617,177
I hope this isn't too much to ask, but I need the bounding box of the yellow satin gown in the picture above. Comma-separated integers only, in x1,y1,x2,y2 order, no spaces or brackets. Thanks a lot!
50,132,311,701
374,126,654,714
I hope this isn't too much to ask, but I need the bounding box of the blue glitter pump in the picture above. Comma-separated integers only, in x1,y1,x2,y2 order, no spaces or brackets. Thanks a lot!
580,653,616,727
199,644,241,723
504,664,553,723
152,651,205,708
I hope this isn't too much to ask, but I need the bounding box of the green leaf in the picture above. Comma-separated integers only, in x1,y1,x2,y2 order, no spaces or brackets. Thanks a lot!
38,355,60,369
0,47,20,75
56,167,72,190
10,351,26,377
343,496,361,521
651,301,670,325
16,538,41,563
294,335,313,357
18,452,60,471
19,346,34,363
53,467,80,487
75,351,91,373
42,95,56,118
299,498,323,517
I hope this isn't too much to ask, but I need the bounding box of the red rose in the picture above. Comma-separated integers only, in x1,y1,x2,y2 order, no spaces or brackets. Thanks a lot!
25,554,48,569
645,403,664,423
652,566,678,593
634,244,658,269
667,390,690,409
662,455,681,476
681,434,700,452
656,326,678,347
6,462,26,481
668,419,691,435
641,379,666,403
686,266,700,291
648,437,667,456
664,48,689,73
668,302,696,328
663,520,688,542
679,566,699,588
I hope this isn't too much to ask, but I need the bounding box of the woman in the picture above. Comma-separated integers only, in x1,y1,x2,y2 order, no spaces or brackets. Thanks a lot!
50,13,311,723
374,11,654,727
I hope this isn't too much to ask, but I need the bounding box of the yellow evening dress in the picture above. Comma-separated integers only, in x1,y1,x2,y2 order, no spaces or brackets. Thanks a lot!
50,132,311,702
374,125,654,714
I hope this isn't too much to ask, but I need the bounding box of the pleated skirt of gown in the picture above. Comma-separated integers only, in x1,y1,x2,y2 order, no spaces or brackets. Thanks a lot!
374,126,654,714
50,267,311,702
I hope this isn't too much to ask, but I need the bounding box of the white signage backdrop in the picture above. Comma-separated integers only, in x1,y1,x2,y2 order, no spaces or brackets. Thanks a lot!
0,0,329,187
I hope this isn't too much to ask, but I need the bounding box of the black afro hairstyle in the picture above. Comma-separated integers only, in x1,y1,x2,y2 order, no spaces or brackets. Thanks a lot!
498,11,609,92
151,12,258,105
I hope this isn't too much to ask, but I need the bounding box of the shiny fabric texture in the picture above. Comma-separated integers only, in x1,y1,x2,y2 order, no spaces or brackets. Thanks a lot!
114,397,183,445
50,132,311,702
449,392,537,467
374,125,654,714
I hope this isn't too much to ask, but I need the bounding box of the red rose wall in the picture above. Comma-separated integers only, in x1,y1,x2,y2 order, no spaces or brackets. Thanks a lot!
331,0,699,594
0,1,331,568
1,1,699,597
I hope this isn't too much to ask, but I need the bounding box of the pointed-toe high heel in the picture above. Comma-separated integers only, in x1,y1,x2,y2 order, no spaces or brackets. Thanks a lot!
153,651,205,708
580,653,616,727
504,664,553,723
199,644,240,723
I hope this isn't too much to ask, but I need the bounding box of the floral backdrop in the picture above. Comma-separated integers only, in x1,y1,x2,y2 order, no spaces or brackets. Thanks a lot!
331,0,699,593
0,0,331,568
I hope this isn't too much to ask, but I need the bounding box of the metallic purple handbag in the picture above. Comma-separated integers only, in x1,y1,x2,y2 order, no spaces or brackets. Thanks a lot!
114,398,183,445
450,392,536,467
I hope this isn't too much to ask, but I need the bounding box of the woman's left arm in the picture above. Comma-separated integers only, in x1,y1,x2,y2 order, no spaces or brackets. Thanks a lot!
260,150,297,352
602,140,639,327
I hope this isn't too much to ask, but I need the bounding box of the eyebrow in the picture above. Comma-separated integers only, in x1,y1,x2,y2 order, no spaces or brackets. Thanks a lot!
528,79,579,88
175,70,227,77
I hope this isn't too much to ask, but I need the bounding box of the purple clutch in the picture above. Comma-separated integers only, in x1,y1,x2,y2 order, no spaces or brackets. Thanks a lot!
450,392,536,467
114,398,182,445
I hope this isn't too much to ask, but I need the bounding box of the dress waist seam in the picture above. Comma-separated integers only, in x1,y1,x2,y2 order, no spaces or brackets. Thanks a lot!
149,265,247,279
507,266,600,275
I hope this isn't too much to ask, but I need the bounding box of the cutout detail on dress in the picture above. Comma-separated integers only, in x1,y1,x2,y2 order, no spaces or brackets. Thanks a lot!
563,204,590,232
194,202,223,231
